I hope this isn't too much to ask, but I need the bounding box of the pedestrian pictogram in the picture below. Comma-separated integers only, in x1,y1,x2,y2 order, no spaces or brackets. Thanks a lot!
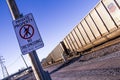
19,24,34,39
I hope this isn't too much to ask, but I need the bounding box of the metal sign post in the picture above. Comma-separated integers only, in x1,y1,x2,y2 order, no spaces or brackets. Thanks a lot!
6,0,51,80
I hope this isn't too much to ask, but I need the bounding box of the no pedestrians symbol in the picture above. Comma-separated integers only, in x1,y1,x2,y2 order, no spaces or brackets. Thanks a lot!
12,13,44,55
19,24,34,39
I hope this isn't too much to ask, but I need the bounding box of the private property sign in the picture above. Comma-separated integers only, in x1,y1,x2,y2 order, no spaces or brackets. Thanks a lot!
12,13,44,55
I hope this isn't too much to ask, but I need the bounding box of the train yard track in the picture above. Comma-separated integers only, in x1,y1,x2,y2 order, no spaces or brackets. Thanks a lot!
45,50,120,80
44,37,120,80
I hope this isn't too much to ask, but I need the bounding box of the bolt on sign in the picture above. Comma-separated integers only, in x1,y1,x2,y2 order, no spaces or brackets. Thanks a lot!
12,13,44,55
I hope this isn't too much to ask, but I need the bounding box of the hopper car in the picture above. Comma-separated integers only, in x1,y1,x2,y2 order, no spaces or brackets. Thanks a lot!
42,0,120,67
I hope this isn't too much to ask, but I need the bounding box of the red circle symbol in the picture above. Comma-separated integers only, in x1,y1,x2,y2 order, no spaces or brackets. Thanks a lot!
19,24,34,39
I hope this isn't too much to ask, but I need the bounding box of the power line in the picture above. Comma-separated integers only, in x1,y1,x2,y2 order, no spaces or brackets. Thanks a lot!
7,55,21,68
7,55,28,69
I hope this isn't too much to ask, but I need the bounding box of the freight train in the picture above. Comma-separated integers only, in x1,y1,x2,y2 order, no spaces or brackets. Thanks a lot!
42,0,120,67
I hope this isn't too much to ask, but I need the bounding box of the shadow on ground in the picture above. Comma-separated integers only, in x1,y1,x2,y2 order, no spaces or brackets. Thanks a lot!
50,56,80,74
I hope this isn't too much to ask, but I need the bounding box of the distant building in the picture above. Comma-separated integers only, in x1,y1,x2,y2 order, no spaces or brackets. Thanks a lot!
2,67,36,80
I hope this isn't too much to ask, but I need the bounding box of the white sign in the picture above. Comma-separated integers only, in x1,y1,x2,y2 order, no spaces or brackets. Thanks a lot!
12,13,44,55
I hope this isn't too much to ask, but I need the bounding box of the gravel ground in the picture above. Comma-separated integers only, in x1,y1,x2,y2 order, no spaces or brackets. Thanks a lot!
45,51,120,80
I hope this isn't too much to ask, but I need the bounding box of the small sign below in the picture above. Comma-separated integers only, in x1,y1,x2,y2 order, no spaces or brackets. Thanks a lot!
12,13,44,55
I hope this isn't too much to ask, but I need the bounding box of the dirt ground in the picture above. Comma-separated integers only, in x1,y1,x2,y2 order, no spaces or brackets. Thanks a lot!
45,51,120,80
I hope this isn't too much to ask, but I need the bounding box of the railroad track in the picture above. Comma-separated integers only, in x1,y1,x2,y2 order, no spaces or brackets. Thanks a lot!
48,51,120,80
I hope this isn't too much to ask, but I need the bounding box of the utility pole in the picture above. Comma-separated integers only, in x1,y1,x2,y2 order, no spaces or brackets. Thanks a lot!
0,56,9,78
21,54,28,68
6,0,51,80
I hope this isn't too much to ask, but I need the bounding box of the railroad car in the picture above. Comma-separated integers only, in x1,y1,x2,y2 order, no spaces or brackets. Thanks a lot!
42,43,66,66
43,0,120,66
